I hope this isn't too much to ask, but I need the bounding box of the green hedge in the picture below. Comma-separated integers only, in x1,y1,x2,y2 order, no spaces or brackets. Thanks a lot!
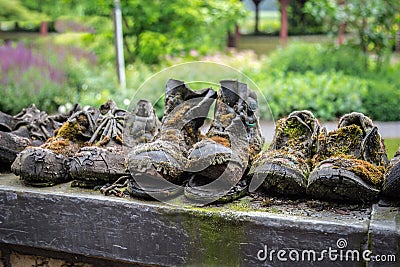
258,71,367,121
268,43,367,76
263,43,400,121
362,80,400,121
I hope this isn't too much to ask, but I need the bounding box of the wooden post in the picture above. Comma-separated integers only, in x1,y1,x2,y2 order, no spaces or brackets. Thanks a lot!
338,0,345,45
255,0,260,34
40,21,48,36
113,0,126,89
227,25,240,48
280,0,289,45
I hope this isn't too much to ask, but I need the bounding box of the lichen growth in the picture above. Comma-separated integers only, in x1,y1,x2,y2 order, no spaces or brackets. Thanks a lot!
210,136,231,148
283,118,307,139
329,157,384,185
56,121,82,140
42,115,90,156
168,208,245,266
273,116,313,159
214,112,236,129
314,125,363,164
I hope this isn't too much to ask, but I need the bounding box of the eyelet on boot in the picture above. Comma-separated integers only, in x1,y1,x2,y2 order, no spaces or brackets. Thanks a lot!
307,112,388,203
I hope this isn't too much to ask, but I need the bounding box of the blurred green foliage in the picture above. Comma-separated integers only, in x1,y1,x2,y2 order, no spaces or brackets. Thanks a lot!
268,42,367,76
305,0,400,68
0,0,47,21
287,0,325,35
265,42,400,121
261,71,368,121
1,1,400,123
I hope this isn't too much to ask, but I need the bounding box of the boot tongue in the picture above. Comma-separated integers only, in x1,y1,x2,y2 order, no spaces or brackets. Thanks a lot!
337,112,388,166
319,124,364,160
338,112,374,135
13,104,43,129
276,115,313,155
163,79,216,147
134,100,153,117
220,80,239,108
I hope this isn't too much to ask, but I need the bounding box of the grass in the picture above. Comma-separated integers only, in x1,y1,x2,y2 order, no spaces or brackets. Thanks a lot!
237,34,333,55
385,138,400,159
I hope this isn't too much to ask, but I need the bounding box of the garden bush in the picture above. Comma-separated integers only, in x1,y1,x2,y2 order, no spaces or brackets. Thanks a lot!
259,71,367,121
2,39,399,123
268,43,367,76
0,42,75,114
266,43,400,121
362,79,400,121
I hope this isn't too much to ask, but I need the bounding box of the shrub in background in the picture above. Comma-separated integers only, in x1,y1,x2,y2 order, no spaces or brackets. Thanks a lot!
0,42,72,114
260,71,367,121
362,80,400,122
268,42,366,76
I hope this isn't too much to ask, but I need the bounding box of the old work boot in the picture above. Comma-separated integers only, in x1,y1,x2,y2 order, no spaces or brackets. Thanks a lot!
307,112,389,202
126,79,217,200
70,100,160,188
11,108,99,186
184,80,264,204
248,110,320,197
381,148,400,199
0,104,75,172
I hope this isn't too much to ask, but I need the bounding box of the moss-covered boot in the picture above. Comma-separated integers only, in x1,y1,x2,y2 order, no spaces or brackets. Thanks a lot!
70,100,160,188
11,108,99,186
1,104,77,172
307,112,389,202
248,110,320,196
126,79,217,200
184,80,264,204
382,148,400,199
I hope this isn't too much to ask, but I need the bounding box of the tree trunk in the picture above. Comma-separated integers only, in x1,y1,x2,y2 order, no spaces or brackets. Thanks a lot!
40,21,48,36
337,0,345,45
227,25,240,48
280,0,290,45
253,0,263,34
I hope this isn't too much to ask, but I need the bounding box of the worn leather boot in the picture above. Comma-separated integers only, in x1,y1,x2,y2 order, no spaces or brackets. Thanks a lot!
185,80,264,204
11,108,98,186
126,79,217,200
382,148,400,199
70,100,160,188
248,110,320,197
307,112,388,202
1,104,78,171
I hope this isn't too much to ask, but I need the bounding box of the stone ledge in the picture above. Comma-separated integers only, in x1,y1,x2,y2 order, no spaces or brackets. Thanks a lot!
0,173,398,266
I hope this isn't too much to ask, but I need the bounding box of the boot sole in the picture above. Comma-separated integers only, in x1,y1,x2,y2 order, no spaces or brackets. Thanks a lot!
127,178,183,201
307,167,380,203
251,162,307,196
127,149,185,184
184,163,245,205
11,147,71,187
184,181,248,205
70,147,127,188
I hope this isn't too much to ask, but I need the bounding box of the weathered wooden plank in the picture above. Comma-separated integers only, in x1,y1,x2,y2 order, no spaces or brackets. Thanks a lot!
368,201,400,267
0,173,389,266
